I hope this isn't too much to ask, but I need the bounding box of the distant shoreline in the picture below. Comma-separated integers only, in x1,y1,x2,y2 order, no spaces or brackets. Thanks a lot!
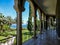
10,24,27,29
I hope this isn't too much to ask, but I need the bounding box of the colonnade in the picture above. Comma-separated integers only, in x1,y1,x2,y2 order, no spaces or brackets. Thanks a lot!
14,0,56,45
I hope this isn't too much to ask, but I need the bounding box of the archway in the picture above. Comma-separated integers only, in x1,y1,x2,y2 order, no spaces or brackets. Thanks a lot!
14,0,36,45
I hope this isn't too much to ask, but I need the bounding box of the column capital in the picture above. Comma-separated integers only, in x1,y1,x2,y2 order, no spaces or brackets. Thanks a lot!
14,0,26,12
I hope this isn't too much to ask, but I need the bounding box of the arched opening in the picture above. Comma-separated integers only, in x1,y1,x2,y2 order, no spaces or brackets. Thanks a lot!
14,0,36,44
22,1,31,42
0,0,60,45
36,10,41,34
36,9,42,34
22,0,34,43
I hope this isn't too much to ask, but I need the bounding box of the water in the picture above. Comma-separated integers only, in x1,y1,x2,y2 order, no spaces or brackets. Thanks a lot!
22,24,27,29
10,24,27,29
10,24,16,29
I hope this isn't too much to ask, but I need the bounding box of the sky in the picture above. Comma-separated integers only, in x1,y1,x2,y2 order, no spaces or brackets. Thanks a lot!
0,0,29,24
0,0,39,24
0,0,16,19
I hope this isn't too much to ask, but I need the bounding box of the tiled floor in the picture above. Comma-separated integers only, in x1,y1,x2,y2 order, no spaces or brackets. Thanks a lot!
23,30,60,45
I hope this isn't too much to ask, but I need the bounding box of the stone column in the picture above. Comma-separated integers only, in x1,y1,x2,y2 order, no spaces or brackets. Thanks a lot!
53,16,56,30
42,13,45,31
45,15,47,30
47,16,51,30
51,17,54,30
38,9,42,34
56,0,60,37
43,14,46,30
34,7,37,39
48,16,51,30
42,13,43,31
53,16,56,21
41,12,43,33
14,0,26,45
28,0,37,39
17,11,22,45
50,17,53,30
46,16,49,30
41,13,45,33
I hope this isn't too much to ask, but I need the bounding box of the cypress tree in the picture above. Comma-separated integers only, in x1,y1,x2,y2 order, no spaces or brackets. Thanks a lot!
27,4,32,34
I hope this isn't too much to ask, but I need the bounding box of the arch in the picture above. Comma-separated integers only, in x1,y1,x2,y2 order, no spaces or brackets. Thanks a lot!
14,0,38,44
28,0,35,17
36,9,42,33
22,0,35,17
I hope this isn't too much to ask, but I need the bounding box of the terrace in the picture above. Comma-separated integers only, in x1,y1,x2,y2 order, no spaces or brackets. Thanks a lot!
23,30,59,45
0,0,60,45
14,0,60,45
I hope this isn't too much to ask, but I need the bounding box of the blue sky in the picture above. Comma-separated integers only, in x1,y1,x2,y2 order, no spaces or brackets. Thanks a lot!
22,1,29,24
0,0,40,24
0,0,16,19
0,0,29,24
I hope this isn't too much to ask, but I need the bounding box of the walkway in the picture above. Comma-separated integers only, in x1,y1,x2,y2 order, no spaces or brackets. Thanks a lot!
23,30,60,45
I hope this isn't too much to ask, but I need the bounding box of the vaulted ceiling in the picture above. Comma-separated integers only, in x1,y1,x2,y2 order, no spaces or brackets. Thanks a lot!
34,0,57,15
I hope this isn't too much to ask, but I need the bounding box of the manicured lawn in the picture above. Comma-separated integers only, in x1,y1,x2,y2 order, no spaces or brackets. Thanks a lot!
14,29,33,45
0,30,16,37
0,36,6,40
5,30,16,36
0,29,40,44
22,29,40,42
0,36,6,43
22,30,33,42
14,29,40,44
